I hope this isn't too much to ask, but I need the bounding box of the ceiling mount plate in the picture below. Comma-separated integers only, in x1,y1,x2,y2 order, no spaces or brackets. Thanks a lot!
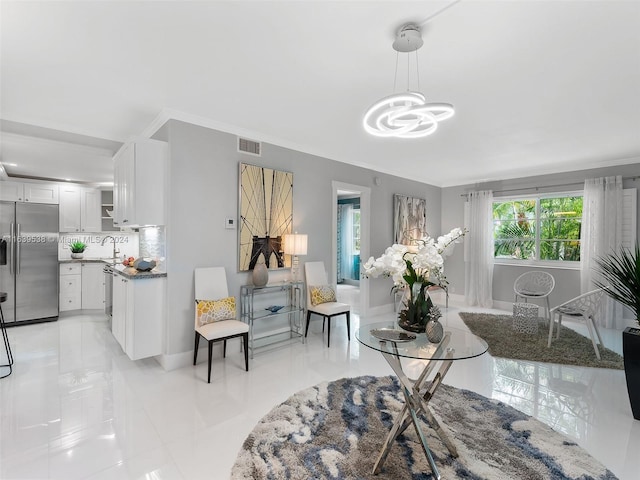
392,24,423,53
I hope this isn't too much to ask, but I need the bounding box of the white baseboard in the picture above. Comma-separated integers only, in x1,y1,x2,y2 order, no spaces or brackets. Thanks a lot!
366,303,395,316
157,350,194,371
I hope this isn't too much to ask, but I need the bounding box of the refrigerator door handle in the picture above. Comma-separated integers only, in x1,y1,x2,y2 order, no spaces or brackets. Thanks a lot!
9,222,15,276
16,223,20,276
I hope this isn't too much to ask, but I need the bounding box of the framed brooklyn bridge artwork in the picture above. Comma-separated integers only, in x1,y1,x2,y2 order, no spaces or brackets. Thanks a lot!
239,163,293,271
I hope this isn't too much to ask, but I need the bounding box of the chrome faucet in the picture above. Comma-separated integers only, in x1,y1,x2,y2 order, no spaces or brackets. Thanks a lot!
101,235,119,262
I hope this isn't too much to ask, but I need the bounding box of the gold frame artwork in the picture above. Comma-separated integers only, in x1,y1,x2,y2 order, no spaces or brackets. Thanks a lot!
239,163,293,271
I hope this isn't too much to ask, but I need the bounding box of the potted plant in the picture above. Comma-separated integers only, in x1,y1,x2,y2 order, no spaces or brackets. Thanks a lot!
595,244,640,420
69,241,87,259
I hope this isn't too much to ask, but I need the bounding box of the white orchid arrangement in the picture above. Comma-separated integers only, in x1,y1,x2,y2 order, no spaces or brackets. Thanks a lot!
362,227,467,329
362,227,467,288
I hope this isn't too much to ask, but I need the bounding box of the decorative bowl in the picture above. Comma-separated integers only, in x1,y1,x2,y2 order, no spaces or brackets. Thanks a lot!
132,258,156,272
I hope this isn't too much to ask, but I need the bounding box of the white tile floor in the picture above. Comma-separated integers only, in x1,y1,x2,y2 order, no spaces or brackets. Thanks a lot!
1,301,639,480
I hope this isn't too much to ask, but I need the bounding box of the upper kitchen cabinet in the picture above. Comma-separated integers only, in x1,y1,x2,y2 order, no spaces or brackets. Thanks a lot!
113,139,167,228
59,184,101,232
0,180,59,204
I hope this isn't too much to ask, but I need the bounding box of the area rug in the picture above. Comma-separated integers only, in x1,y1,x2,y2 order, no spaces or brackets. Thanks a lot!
459,312,624,370
231,376,617,480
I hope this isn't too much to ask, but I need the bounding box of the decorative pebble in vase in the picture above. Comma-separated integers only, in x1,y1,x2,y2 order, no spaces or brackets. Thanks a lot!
252,260,268,287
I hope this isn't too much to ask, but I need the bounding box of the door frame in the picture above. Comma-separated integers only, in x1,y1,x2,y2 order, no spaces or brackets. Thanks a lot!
332,181,370,315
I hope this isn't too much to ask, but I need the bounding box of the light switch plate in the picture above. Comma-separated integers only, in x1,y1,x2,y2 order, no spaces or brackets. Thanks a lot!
225,217,235,229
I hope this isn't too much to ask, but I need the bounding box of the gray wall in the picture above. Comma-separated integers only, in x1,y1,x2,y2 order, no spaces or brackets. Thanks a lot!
441,161,640,307
163,120,441,356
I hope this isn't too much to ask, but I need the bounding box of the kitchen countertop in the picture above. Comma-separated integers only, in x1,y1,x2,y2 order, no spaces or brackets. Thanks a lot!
59,258,167,279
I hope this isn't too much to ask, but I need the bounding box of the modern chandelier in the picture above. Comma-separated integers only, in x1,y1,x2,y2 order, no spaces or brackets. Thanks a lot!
363,24,454,139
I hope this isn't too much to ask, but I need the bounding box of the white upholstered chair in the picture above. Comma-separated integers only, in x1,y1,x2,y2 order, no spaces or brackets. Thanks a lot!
547,288,605,360
514,271,555,323
305,261,351,348
194,267,249,383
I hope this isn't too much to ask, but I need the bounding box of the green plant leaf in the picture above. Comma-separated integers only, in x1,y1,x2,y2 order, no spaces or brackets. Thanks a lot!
594,244,640,323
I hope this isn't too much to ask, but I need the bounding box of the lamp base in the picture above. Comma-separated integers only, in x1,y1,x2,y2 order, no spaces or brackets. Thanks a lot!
291,256,300,282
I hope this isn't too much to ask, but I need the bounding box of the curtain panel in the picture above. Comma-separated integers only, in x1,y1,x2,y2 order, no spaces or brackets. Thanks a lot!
464,190,494,307
580,176,623,328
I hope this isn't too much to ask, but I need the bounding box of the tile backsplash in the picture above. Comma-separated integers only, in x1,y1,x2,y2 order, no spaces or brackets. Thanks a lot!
58,232,139,260
139,226,166,271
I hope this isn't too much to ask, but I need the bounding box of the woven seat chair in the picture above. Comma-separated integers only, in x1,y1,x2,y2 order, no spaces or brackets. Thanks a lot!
514,271,555,323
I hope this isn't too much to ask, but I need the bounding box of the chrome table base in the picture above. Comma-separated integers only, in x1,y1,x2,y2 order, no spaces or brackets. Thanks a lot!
373,333,457,480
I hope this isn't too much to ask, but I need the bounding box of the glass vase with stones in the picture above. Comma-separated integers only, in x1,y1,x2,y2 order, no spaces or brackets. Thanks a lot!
397,281,434,333
425,305,444,343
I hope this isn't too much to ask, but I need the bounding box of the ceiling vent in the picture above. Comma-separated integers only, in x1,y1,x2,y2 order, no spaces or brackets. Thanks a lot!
238,137,261,156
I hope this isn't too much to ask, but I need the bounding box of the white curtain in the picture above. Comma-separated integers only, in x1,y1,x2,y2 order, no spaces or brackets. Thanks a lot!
580,176,623,328
337,203,353,282
465,190,494,307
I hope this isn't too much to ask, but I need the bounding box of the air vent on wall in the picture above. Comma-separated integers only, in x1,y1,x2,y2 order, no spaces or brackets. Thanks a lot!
238,137,261,156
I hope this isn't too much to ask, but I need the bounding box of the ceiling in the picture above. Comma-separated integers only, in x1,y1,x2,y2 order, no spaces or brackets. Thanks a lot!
1,1,639,187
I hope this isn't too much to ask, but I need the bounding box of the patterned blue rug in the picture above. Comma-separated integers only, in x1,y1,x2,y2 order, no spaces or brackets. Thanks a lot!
232,376,617,479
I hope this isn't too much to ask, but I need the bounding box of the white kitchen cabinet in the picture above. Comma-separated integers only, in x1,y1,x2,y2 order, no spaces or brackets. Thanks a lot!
0,181,23,201
59,184,101,232
112,275,165,360
112,274,127,349
59,264,81,311
113,138,167,228
0,180,58,203
81,263,105,309
23,182,59,204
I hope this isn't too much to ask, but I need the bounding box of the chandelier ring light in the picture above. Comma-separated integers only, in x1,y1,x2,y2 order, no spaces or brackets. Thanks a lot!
363,24,454,139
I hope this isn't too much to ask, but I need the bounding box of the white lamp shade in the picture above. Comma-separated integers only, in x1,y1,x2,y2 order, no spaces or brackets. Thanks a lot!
283,234,308,255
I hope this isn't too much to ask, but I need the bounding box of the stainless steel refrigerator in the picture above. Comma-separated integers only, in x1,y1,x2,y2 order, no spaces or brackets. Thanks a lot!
0,201,59,324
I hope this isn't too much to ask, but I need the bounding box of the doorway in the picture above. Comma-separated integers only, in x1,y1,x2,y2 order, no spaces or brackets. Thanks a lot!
332,181,370,315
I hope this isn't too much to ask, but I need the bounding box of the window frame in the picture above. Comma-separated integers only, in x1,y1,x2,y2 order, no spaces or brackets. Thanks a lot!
493,190,583,269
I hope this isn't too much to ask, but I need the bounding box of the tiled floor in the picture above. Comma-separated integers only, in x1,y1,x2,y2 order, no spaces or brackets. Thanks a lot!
1,301,639,479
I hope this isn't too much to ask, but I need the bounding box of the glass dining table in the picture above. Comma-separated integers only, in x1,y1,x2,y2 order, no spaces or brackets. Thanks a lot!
356,321,488,480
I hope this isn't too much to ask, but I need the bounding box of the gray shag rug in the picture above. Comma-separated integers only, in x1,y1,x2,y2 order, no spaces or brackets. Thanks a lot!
231,376,617,480
459,312,624,370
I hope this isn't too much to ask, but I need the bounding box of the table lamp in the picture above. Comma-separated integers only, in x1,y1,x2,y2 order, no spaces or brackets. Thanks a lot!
283,233,307,281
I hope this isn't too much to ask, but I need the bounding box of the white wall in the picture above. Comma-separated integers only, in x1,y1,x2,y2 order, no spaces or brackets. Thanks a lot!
441,162,640,306
162,120,442,357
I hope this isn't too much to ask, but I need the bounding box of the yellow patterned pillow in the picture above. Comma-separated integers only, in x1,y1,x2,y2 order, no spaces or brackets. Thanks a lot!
196,297,236,325
309,285,336,306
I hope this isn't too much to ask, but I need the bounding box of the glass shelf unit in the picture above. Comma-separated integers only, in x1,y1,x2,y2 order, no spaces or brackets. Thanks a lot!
240,281,305,358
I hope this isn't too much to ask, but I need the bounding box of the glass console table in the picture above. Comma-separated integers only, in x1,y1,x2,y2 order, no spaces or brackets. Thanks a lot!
240,282,305,358
356,321,488,480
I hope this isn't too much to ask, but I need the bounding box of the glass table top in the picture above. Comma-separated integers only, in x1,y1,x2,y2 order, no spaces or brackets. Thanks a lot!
356,321,488,361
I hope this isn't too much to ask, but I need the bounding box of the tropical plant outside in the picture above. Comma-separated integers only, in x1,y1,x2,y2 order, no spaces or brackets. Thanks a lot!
493,196,582,261
594,244,640,325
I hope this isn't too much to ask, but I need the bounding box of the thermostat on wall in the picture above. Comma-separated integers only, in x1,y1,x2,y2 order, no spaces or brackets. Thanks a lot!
225,217,236,229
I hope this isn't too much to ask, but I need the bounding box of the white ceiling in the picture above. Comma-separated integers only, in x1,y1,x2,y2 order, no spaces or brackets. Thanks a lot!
1,1,639,187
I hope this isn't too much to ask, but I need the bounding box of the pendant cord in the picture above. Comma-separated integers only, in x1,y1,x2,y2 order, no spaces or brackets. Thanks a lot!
406,50,410,91
393,50,399,92
415,49,421,92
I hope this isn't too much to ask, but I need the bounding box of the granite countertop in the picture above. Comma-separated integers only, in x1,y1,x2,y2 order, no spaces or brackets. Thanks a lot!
111,265,167,280
59,258,111,264
59,258,167,279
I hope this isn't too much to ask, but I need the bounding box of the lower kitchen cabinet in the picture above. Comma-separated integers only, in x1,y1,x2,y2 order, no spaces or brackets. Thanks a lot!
59,262,105,311
81,263,105,309
59,264,81,311
112,275,165,361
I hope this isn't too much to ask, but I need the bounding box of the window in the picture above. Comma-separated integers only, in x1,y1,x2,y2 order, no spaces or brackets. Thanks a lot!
493,194,583,263
352,209,361,254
